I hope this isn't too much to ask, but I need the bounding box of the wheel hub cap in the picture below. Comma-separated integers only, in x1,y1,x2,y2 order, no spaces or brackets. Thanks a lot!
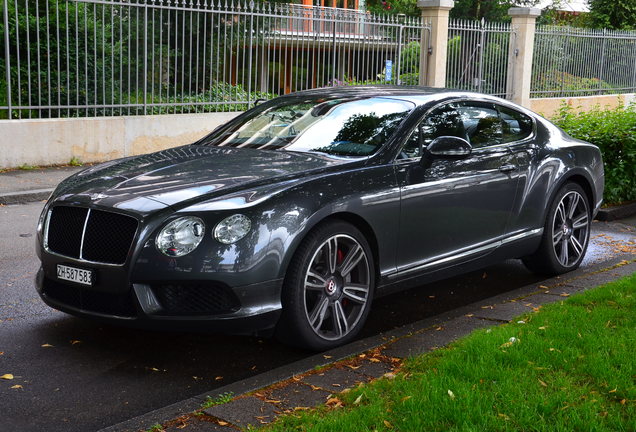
325,277,339,296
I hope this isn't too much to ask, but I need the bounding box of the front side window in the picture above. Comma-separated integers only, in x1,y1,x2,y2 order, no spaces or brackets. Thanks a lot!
201,97,414,157
400,104,467,159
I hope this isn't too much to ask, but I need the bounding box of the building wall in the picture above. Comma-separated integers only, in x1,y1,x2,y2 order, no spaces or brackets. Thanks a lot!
2,92,635,169
529,94,636,118
0,112,241,169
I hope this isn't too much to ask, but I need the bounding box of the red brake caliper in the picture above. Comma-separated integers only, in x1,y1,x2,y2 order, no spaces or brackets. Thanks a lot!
337,249,347,307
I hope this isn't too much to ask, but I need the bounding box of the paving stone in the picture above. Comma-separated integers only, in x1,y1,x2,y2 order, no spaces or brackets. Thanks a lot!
164,417,233,431
540,283,586,296
523,293,568,306
203,396,277,429
354,360,393,378
301,367,367,391
268,382,331,410
384,316,493,359
471,300,536,321
564,269,630,289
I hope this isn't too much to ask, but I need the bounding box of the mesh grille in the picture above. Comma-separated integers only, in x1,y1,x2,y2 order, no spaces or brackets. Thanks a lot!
47,207,88,259
46,206,138,265
152,283,241,316
43,278,137,317
82,210,138,264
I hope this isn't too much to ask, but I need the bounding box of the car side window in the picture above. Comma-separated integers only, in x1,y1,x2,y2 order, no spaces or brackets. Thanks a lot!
399,104,467,159
497,105,534,143
457,102,504,149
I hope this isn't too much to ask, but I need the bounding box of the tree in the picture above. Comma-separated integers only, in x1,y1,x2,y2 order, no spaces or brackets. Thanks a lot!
450,0,539,21
588,0,636,30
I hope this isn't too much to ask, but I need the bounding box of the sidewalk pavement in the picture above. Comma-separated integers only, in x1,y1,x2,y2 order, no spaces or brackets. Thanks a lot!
0,165,85,205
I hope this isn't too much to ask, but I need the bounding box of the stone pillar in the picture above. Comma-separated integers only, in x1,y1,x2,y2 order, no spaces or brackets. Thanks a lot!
507,7,541,107
417,0,454,87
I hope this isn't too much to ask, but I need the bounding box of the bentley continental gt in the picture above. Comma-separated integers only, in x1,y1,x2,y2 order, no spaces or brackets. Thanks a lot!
35,86,604,350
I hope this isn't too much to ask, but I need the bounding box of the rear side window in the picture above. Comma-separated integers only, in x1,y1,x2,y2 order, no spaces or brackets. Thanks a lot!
497,105,533,143
457,102,503,148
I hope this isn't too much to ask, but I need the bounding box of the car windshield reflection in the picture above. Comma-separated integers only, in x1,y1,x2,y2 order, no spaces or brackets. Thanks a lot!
201,96,414,157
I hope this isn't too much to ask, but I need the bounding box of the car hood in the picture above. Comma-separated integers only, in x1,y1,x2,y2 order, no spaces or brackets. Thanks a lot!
51,145,352,215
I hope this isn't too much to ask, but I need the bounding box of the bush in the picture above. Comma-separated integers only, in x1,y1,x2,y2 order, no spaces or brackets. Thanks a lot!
552,103,636,205
533,70,616,98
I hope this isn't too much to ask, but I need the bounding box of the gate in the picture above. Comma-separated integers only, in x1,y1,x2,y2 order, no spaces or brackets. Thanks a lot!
446,18,514,98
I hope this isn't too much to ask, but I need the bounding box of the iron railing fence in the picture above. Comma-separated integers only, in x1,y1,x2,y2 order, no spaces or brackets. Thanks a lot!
446,18,514,99
532,25,636,98
0,0,429,119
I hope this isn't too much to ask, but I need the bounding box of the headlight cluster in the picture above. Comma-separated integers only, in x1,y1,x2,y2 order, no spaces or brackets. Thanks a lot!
155,214,251,257
155,217,205,257
214,214,252,245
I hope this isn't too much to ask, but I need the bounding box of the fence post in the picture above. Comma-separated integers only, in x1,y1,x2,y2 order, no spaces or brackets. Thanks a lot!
3,0,12,119
417,0,453,87
506,7,541,107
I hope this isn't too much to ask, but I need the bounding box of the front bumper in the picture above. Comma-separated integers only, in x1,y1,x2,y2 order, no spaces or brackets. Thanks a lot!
35,267,283,335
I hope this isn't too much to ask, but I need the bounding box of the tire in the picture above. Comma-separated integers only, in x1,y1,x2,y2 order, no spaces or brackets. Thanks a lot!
276,220,375,351
522,182,591,276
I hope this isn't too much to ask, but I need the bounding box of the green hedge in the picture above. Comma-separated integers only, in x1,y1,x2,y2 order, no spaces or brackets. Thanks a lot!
552,103,636,205
532,70,617,98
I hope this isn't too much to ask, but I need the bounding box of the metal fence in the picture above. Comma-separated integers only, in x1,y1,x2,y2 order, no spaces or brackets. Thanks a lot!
446,18,514,99
0,0,429,119
532,25,636,98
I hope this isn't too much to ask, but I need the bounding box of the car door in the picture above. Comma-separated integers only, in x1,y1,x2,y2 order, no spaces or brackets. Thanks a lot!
394,100,521,276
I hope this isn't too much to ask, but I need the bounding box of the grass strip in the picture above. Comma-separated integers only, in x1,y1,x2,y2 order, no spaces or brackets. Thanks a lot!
264,273,636,432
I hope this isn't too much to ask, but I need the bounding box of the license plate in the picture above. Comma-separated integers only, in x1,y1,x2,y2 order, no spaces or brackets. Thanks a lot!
57,264,93,286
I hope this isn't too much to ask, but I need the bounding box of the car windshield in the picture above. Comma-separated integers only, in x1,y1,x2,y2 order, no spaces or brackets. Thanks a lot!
199,96,414,157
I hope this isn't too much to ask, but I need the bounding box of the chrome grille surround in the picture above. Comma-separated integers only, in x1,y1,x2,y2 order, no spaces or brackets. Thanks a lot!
44,206,139,266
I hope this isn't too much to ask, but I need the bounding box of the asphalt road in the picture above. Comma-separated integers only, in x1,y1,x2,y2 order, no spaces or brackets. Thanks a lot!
1,202,633,432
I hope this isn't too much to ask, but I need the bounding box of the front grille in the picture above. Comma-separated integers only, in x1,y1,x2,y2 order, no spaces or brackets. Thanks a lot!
43,278,137,317
151,283,241,316
46,207,88,259
46,206,138,265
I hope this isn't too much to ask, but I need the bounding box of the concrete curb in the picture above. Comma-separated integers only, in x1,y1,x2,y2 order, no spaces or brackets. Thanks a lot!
0,189,52,205
597,202,636,221
98,254,636,432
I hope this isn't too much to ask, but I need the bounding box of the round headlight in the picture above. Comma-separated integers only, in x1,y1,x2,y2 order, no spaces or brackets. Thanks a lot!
214,214,251,244
156,216,205,257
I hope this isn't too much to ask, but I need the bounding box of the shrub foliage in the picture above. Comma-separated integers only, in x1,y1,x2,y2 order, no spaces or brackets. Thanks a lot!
552,103,636,205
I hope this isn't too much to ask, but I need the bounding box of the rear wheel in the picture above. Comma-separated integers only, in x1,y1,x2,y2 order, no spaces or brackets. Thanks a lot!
276,221,374,351
523,182,591,275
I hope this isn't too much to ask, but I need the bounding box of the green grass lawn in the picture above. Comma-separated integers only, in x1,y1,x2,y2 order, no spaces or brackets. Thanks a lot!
264,273,636,432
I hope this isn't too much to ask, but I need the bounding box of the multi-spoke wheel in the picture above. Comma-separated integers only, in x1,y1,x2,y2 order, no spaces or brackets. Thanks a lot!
523,182,591,275
276,221,375,351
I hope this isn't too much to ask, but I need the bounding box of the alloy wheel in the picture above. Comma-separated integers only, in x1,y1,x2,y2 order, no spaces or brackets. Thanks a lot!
551,190,589,267
303,234,371,341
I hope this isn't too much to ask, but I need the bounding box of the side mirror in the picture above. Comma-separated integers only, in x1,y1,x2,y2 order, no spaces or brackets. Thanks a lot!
427,136,472,157
253,98,266,107
420,136,472,167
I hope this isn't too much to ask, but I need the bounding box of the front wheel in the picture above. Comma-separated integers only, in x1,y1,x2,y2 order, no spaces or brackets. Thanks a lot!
523,182,591,275
276,221,375,351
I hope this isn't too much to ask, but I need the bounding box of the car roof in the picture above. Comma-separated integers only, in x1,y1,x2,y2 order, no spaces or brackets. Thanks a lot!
278,85,503,108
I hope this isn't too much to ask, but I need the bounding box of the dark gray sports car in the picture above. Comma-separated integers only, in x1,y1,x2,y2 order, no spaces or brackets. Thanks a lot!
35,86,604,350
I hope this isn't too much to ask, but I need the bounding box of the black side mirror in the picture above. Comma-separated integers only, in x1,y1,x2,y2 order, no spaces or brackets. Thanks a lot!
420,136,472,167
253,98,266,107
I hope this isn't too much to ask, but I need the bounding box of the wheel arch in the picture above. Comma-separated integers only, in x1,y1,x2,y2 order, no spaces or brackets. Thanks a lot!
279,211,381,282
541,168,596,225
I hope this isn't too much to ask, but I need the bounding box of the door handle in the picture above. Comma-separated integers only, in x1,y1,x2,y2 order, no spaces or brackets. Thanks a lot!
499,164,517,173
